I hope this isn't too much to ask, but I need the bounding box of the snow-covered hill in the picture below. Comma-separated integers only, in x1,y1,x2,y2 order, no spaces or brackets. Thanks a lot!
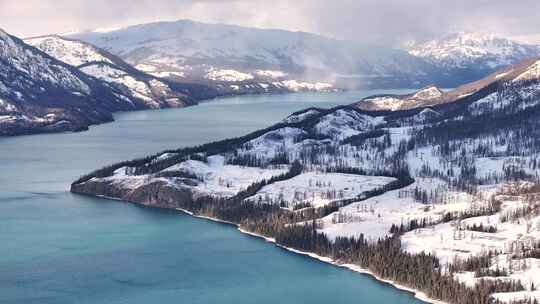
0,28,148,135
67,20,441,89
0,28,342,137
25,35,199,109
408,32,540,71
73,57,540,302
24,35,113,67
357,55,540,111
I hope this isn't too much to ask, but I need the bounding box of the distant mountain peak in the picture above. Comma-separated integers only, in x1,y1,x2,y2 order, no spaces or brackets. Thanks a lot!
0,28,141,135
356,55,540,112
408,31,540,70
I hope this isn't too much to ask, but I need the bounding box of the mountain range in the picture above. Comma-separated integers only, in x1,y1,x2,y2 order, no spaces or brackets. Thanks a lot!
1,19,539,136
407,31,540,85
408,32,540,69
0,29,141,136
68,20,435,89
25,36,193,108
357,56,540,111
69,20,540,89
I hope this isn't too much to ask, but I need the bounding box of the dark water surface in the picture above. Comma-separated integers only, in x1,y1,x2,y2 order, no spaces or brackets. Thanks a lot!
0,90,425,304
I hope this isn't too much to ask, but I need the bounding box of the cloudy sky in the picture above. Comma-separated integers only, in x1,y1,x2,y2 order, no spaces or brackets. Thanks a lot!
2,0,540,45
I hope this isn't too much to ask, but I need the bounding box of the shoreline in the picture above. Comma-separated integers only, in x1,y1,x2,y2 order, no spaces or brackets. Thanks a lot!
2,89,337,138
76,186,445,304
175,207,447,304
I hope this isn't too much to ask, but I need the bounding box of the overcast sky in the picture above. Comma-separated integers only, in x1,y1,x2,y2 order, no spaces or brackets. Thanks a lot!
2,0,540,45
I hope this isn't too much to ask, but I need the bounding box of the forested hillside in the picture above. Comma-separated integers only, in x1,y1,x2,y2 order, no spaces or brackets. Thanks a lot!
72,58,540,303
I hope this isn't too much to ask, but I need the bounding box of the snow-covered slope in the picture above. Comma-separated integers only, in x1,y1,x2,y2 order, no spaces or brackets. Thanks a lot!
0,28,149,136
357,56,540,111
67,19,442,89
358,86,445,111
408,32,540,71
25,35,196,109
69,25,540,89
24,35,112,67
73,57,540,301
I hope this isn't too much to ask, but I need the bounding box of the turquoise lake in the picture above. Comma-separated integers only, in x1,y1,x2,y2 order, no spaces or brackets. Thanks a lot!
0,90,426,304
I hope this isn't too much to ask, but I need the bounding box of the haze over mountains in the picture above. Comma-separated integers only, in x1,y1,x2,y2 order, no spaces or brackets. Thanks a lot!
69,20,540,89
408,32,540,69
69,20,431,90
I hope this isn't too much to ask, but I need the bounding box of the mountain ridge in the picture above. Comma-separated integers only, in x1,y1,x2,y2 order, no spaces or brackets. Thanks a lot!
67,19,441,89
0,28,141,135
356,55,540,111
408,31,540,71
3,23,540,136
68,21,540,90
25,35,206,109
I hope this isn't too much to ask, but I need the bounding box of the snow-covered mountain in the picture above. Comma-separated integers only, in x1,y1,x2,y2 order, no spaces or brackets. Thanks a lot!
25,35,208,109
408,32,540,82
6,24,540,135
67,20,440,89
70,23,540,89
357,55,540,111
73,55,540,304
0,28,150,135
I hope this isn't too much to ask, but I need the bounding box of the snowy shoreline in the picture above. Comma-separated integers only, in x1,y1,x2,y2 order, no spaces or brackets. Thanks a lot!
175,207,447,304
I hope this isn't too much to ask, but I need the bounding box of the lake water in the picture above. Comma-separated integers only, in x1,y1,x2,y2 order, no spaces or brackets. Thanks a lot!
0,90,426,304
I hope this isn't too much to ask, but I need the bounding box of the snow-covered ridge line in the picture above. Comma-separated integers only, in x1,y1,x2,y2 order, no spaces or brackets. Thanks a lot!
67,21,540,90
24,34,195,110
25,35,113,67
357,55,540,112
26,33,336,103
